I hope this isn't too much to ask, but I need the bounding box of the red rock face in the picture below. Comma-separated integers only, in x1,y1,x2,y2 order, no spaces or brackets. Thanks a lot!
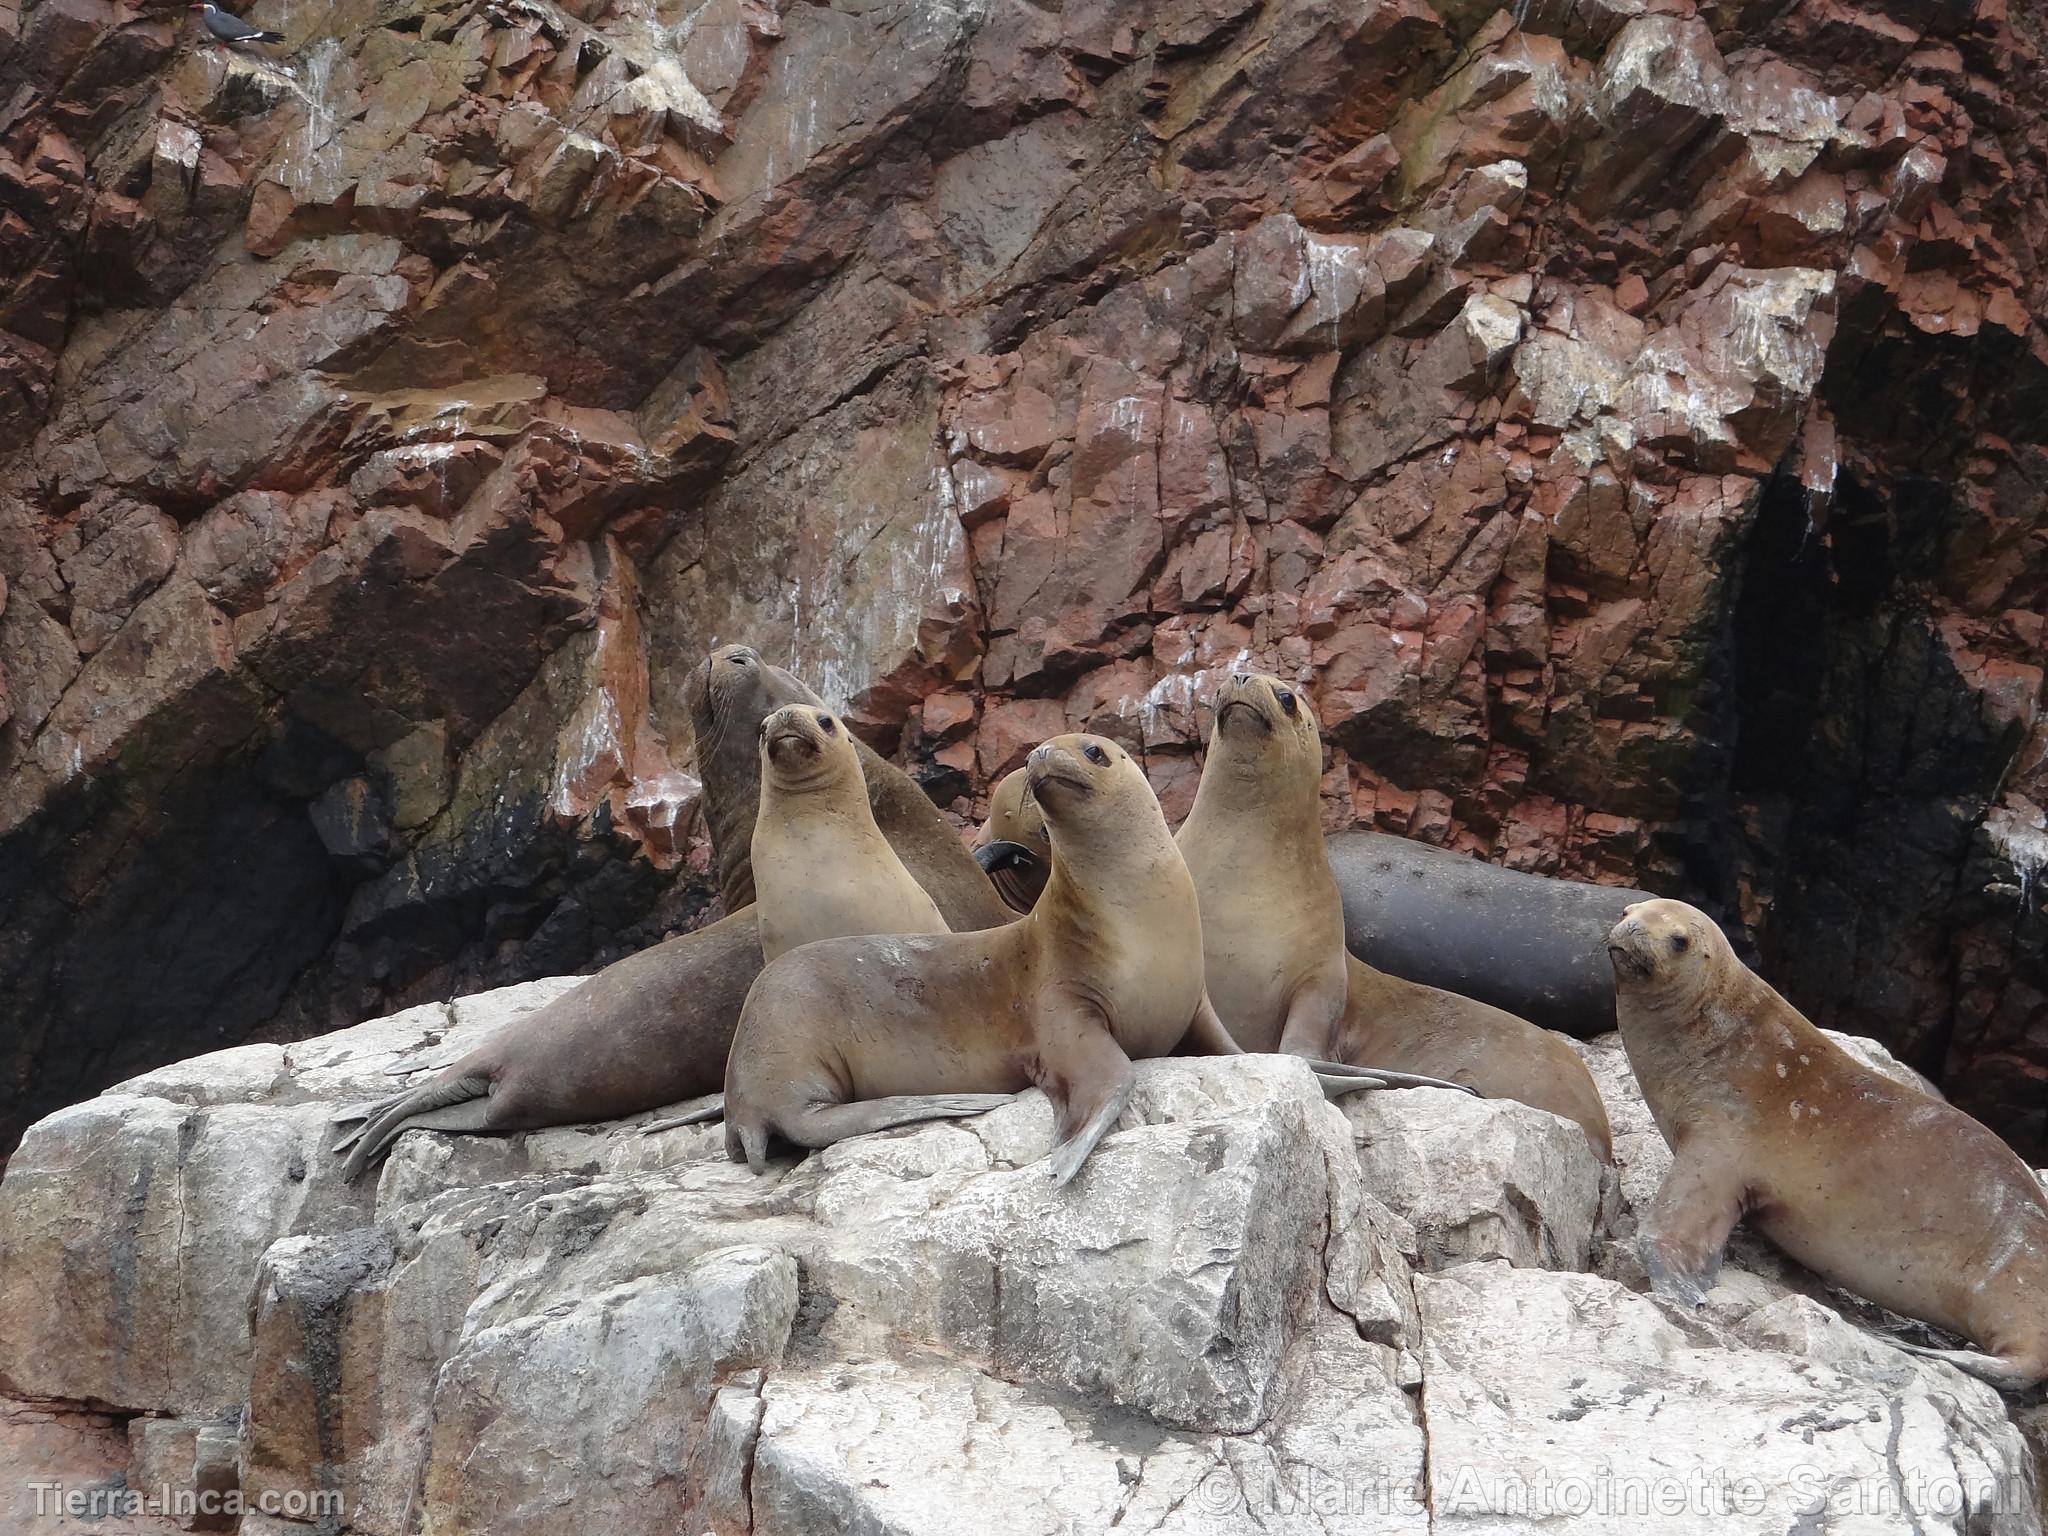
0,0,2042,1156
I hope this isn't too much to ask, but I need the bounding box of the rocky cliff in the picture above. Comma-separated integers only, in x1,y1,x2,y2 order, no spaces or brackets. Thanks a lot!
1,979,2043,1533
1,0,2045,1163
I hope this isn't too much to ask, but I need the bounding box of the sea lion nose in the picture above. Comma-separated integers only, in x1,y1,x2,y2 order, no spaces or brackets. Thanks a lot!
1231,672,1247,686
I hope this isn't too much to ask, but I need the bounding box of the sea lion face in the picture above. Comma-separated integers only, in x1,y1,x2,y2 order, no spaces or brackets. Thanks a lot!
975,767,1049,857
1026,733,1144,841
1212,671,1317,754
1606,899,1717,1002
759,704,854,788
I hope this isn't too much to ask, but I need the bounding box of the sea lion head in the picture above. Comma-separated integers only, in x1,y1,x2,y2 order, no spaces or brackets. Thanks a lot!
688,644,828,910
1203,670,1321,796
1606,899,1723,1009
759,704,858,793
1025,733,1150,846
690,645,824,749
971,766,1051,912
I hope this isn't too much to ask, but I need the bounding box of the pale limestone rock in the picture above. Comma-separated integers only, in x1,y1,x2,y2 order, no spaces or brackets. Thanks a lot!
1343,1088,1604,1271
1417,1261,2033,1535
0,979,2039,1533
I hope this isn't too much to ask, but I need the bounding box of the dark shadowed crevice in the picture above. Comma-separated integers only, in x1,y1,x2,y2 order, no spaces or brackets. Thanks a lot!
1720,464,2035,1152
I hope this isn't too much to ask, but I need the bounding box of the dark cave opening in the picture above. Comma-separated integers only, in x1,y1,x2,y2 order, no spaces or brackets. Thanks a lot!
1723,461,2029,1107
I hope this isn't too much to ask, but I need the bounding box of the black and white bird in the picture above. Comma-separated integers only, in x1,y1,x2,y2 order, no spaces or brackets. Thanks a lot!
188,3,285,46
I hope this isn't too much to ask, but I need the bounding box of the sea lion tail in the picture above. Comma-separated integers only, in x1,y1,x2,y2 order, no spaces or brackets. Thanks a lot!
334,1073,492,1182
1892,1341,2043,1393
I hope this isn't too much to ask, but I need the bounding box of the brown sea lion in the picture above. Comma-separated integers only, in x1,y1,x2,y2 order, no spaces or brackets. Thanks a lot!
970,766,1051,915
1610,898,2048,1390
1176,671,1612,1158
333,647,1009,1180
690,644,1010,932
723,733,1371,1185
1327,831,1650,1037
752,703,946,963
978,755,1649,1043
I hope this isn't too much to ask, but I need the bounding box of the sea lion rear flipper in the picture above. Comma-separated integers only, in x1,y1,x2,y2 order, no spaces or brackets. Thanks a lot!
1640,1145,1746,1308
1890,1342,2044,1393
972,840,1038,874
1306,1061,1479,1095
337,1072,493,1182
641,1096,726,1135
329,1094,399,1146
749,1095,1013,1168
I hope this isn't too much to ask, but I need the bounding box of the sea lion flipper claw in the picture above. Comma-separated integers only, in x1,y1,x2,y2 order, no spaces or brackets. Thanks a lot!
642,1096,726,1134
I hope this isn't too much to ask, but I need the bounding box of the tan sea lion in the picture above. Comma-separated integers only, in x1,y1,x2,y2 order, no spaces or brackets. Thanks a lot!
723,732,1373,1184
752,703,946,963
1176,671,1612,1159
332,647,1009,1180
689,644,1010,931
1609,898,2048,1390
970,766,1051,914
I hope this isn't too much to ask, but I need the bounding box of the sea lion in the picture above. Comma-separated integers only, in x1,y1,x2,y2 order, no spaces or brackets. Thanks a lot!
1328,830,1650,1037
752,703,945,963
970,767,1051,914
1609,898,2048,1390
723,733,1372,1184
690,644,1011,932
1177,672,1612,1158
977,764,1649,1039
333,647,1009,1180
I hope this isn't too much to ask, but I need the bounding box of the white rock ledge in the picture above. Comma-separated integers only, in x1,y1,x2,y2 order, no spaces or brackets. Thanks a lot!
0,976,2040,1534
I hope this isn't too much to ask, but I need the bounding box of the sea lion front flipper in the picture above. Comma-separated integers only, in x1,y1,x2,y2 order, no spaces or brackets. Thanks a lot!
1639,1143,1747,1308
1033,995,1137,1187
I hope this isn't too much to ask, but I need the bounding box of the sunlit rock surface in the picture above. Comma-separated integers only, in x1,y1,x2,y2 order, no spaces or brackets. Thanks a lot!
0,0,2044,1167
0,979,2040,1533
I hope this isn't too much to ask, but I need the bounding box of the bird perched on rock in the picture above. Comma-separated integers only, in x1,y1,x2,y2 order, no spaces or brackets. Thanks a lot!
189,3,285,46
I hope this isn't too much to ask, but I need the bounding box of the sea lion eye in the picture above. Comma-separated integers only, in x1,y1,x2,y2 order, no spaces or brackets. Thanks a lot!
817,714,835,734
729,650,749,664
1276,689,1297,715
1084,743,1108,766
1670,933,1690,953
